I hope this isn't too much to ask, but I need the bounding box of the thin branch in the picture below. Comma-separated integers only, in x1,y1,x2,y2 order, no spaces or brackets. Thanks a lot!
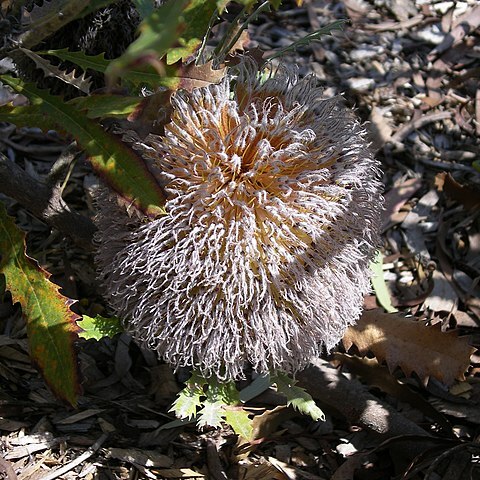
297,358,437,462
41,433,108,480
0,152,96,250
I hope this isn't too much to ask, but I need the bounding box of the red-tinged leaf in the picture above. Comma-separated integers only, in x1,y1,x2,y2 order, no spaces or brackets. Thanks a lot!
0,203,81,406
0,75,166,217
343,309,476,385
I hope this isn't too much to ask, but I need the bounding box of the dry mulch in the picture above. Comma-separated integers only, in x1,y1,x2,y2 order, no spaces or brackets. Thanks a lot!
1,0,480,478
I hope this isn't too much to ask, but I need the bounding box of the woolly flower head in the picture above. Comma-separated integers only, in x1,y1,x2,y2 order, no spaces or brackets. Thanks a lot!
95,63,383,381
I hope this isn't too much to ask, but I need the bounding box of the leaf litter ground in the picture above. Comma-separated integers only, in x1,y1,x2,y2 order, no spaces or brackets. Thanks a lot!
0,0,480,478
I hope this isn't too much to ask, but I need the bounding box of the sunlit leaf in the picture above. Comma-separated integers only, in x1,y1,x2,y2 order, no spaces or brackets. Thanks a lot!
0,75,166,217
370,250,398,313
224,407,253,439
170,372,206,420
77,315,123,340
343,309,476,385
106,0,188,82
197,399,224,428
166,0,218,65
271,372,325,422
0,203,81,407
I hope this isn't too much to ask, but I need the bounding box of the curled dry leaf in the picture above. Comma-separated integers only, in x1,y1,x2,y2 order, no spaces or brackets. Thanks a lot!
435,172,480,211
342,309,476,385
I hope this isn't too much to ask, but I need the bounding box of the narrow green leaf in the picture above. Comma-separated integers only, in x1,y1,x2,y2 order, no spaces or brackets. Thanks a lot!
0,75,166,217
68,95,142,119
106,0,189,82
238,374,271,402
18,48,92,93
272,372,325,422
0,203,81,407
77,315,123,340
370,250,398,313
166,0,218,65
265,20,346,61
223,408,253,439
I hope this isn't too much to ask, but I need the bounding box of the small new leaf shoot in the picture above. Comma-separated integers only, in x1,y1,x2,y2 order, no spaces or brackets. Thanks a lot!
77,315,123,341
170,372,206,420
271,372,325,422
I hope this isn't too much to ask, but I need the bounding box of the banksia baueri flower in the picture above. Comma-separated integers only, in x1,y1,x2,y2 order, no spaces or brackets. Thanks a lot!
95,63,383,381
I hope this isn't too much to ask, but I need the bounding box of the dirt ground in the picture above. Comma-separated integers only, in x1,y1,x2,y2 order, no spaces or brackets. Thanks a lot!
0,0,480,479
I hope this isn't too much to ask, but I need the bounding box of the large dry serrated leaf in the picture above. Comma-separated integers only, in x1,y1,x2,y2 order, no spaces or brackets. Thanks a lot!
0,203,81,406
343,309,475,385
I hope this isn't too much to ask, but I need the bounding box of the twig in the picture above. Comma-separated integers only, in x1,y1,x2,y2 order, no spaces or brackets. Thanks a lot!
0,152,96,249
390,111,452,144
40,433,108,480
297,358,437,462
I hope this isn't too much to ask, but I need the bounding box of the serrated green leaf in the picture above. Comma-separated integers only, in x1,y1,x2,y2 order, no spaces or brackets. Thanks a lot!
166,0,218,65
18,48,92,93
0,75,166,217
207,377,240,405
106,0,188,82
0,203,81,407
38,49,110,74
77,315,123,340
223,407,253,439
170,372,207,420
197,399,224,428
68,95,141,119
38,49,162,88
370,250,398,313
272,373,325,422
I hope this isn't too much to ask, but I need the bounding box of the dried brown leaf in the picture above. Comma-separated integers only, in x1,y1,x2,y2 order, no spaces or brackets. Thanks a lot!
177,61,226,92
435,172,480,211
343,310,476,385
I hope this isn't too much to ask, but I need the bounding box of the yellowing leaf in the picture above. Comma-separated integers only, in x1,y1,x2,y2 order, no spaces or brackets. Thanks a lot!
343,309,476,385
0,203,81,406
